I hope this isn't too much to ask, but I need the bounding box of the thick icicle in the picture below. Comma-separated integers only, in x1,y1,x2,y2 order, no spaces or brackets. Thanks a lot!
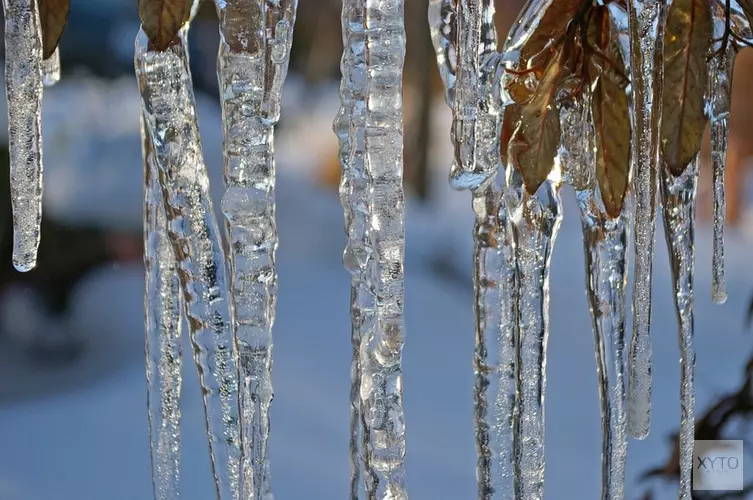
136,29,241,500
353,1,409,498
707,5,737,304
449,0,500,190
215,1,298,497
3,0,44,272
660,156,699,500
560,98,629,500
334,0,369,497
42,48,61,87
142,116,183,500
427,0,457,105
505,170,562,500
626,0,666,440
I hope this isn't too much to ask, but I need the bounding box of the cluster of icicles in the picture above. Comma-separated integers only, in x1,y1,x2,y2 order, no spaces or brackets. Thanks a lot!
0,0,748,498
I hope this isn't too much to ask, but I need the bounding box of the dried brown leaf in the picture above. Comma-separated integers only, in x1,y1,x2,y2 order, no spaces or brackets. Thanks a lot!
39,0,70,60
219,2,263,54
661,0,712,176
138,0,192,51
509,43,573,194
588,6,631,217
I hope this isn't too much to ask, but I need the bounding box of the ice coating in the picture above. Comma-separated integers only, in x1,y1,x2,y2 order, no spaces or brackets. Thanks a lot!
428,0,457,105
707,4,737,305
449,0,501,190
661,155,699,500
334,0,370,496
42,48,61,87
135,30,241,500
506,170,562,500
626,0,666,440
215,1,298,497
3,0,44,272
142,116,183,500
560,97,629,500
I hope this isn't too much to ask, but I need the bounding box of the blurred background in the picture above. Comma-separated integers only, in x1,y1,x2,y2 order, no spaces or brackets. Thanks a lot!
0,1,752,499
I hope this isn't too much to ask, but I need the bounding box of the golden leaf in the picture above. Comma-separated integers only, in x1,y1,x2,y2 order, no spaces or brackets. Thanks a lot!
661,0,712,176
588,6,631,217
219,1,264,54
138,0,192,51
509,43,573,194
39,0,70,60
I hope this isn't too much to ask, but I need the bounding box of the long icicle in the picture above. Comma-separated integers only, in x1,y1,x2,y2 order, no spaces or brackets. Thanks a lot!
660,156,699,500
334,0,369,497
359,0,409,497
136,29,241,500
626,0,667,440
3,0,43,271
215,2,298,497
506,171,562,500
707,2,737,304
42,48,61,87
560,96,629,500
429,1,514,497
142,115,184,500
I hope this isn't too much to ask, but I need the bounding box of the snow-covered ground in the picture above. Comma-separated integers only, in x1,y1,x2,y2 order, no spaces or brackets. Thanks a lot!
0,75,752,500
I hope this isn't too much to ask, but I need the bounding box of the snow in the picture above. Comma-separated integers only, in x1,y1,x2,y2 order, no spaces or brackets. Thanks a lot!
0,76,752,499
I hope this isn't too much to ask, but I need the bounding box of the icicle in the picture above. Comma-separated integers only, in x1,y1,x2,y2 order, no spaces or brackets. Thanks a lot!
215,1,298,497
427,0,457,105
142,115,183,500
135,29,241,500
430,2,512,497
3,0,44,272
707,4,737,305
505,170,562,500
334,1,369,497
660,156,699,500
42,48,61,87
347,1,409,498
449,0,500,190
560,97,629,500
626,0,667,440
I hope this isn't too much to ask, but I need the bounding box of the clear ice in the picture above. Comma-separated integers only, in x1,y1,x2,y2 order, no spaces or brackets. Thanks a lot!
135,29,241,500
661,155,699,500
626,0,667,440
42,48,61,87
559,96,629,500
334,0,370,496
707,2,739,305
142,115,183,500
334,0,409,498
215,1,298,497
429,1,514,497
3,0,44,272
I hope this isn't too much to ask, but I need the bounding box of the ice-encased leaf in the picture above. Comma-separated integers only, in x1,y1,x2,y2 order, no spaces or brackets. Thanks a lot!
217,1,264,54
508,43,571,194
39,0,69,59
588,6,630,218
138,0,192,51
661,0,711,176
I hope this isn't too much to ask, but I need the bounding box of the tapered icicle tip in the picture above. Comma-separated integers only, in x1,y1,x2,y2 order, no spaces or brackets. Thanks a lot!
12,245,39,272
